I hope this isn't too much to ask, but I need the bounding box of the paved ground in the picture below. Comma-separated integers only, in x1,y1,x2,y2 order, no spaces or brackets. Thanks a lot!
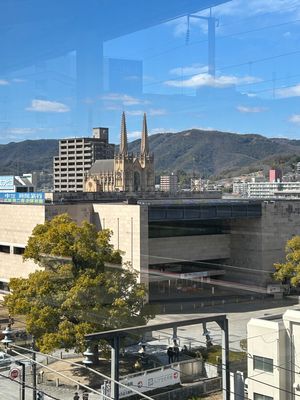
149,297,300,351
1,297,299,399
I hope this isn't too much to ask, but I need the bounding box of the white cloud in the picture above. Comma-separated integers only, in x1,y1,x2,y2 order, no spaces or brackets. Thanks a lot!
26,99,70,113
170,64,208,76
165,73,261,88
128,131,141,139
214,0,296,17
150,127,176,135
276,84,300,98
237,105,268,113
101,93,150,106
0,79,9,85
126,110,144,116
289,114,300,124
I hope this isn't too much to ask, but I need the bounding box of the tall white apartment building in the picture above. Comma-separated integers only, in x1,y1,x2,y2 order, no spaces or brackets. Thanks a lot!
247,309,300,400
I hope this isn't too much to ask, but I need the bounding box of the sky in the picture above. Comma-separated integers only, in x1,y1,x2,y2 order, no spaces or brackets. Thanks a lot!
1,0,300,144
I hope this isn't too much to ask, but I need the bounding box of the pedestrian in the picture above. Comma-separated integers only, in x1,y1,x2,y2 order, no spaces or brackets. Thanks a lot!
73,393,80,400
173,345,179,362
167,346,174,364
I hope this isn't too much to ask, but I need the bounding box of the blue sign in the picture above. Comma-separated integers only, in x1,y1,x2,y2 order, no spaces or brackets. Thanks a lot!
0,192,45,204
0,176,14,191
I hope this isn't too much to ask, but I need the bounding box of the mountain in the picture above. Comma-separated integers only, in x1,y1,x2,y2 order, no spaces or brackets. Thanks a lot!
1,130,300,178
129,129,300,177
0,140,58,174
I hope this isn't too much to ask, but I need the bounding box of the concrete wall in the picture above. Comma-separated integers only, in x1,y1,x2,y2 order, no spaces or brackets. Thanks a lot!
229,201,300,286
0,204,45,280
148,234,230,265
92,203,149,284
247,317,286,400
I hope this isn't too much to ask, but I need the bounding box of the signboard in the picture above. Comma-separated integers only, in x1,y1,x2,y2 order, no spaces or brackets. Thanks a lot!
9,367,20,380
101,364,181,399
0,176,14,191
0,192,45,204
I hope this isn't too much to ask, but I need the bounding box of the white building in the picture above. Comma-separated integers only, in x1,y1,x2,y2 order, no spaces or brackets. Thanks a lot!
248,181,300,199
247,309,300,400
232,181,248,197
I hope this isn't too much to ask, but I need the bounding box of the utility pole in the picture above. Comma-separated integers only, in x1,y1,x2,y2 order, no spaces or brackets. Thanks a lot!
186,9,218,77
16,361,26,400
32,337,37,400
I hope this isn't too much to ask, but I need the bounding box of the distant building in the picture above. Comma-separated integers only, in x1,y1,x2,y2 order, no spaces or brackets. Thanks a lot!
269,169,282,183
247,309,300,400
160,174,178,193
85,113,155,193
53,127,115,192
191,178,202,192
247,181,300,198
232,180,248,197
0,174,36,193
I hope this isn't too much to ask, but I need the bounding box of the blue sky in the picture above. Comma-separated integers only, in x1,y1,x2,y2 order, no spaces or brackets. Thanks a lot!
1,0,300,144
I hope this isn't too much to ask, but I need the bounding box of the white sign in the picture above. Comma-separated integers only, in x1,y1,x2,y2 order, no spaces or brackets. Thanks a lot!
101,364,181,399
0,176,14,191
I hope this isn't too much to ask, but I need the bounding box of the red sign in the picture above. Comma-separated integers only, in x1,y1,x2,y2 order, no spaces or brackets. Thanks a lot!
10,368,20,380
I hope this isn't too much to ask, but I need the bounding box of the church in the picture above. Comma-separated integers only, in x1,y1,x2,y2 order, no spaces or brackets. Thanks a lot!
84,112,155,193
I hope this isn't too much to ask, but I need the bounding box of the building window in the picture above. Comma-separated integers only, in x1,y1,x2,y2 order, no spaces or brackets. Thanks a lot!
0,245,10,253
13,247,25,255
253,356,273,373
254,394,273,400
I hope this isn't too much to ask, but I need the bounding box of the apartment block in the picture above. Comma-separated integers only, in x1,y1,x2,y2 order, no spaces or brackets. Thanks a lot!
53,127,115,192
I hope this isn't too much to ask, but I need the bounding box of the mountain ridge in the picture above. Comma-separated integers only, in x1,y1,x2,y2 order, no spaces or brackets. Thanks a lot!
1,129,300,178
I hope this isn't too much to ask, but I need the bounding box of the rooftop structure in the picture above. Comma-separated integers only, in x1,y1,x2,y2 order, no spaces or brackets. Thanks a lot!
247,309,300,400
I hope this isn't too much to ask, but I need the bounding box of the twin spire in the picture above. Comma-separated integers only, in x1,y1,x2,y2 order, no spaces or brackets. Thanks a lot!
119,112,149,156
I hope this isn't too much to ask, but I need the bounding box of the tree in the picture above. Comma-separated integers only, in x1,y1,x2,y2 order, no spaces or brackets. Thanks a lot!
5,214,153,354
273,236,300,286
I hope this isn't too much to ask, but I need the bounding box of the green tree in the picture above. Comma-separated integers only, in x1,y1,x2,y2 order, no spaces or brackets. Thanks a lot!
273,236,300,286
5,214,153,354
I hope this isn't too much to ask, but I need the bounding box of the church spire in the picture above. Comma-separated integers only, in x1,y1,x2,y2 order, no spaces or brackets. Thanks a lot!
140,113,149,156
119,111,128,155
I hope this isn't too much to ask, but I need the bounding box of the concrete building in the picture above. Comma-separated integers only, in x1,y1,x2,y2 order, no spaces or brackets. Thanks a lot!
248,181,300,198
0,174,36,193
160,174,178,193
247,309,300,400
85,113,155,193
1,195,300,298
269,169,282,183
53,127,114,192
232,180,248,197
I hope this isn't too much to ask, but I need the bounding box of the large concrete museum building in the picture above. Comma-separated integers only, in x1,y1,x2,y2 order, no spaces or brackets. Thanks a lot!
0,197,299,296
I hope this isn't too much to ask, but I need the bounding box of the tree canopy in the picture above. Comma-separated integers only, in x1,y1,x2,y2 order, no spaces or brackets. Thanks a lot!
5,214,153,353
274,236,300,286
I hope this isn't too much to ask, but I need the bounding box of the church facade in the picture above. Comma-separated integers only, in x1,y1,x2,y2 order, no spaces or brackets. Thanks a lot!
84,112,155,193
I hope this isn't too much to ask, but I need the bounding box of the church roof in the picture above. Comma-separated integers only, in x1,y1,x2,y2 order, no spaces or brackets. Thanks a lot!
89,159,114,174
